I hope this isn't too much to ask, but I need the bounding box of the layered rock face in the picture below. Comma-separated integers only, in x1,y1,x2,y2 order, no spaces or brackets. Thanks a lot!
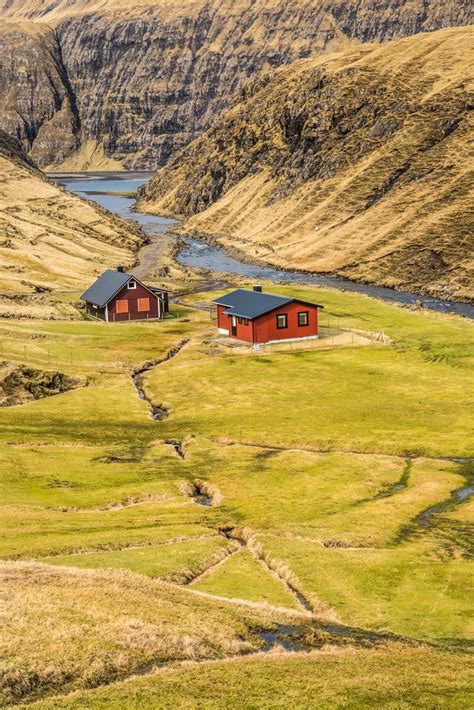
0,0,472,169
139,28,474,302
0,22,80,167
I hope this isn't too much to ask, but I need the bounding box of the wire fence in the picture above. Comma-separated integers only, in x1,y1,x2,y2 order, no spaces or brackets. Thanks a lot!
0,341,149,374
252,326,391,356
0,308,391,373
208,308,391,356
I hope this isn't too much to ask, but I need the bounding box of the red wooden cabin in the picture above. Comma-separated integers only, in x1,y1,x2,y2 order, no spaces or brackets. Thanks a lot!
213,286,323,344
81,267,169,322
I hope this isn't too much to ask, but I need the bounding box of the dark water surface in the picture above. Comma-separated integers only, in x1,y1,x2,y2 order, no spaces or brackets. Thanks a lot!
50,172,474,319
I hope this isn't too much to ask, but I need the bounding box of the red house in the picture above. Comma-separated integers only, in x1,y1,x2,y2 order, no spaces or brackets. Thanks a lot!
81,267,169,322
213,287,323,344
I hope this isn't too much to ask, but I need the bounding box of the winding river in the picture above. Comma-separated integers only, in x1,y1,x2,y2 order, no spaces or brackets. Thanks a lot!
50,172,474,320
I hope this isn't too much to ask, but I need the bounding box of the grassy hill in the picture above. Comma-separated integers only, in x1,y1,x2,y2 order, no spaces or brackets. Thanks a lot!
139,27,474,302
0,282,472,705
0,131,144,318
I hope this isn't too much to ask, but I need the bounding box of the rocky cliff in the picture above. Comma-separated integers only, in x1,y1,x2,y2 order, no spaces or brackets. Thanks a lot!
0,22,81,168
139,28,474,302
0,130,144,318
0,0,472,170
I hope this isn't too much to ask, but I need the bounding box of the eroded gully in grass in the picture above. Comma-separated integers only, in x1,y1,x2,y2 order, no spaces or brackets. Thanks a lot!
416,459,473,531
165,439,186,459
415,485,474,529
131,339,189,420
17,622,424,709
219,527,314,614
393,459,474,545
353,459,412,507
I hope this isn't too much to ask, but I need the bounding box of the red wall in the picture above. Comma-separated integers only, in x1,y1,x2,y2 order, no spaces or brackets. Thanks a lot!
217,305,228,330
108,281,159,322
217,305,254,342
255,302,319,343
217,301,319,343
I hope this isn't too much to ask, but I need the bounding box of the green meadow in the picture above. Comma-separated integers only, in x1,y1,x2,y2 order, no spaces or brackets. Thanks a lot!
1,286,473,706
27,648,474,710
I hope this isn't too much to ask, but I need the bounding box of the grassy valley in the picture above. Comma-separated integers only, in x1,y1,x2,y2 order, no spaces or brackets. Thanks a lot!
0,5,472,706
139,27,474,302
0,279,472,706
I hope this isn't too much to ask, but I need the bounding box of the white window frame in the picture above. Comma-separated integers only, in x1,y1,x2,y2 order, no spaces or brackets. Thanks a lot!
127,280,137,290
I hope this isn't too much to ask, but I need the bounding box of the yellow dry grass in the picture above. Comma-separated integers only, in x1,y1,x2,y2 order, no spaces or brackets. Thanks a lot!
0,153,143,316
141,27,474,301
0,0,210,22
44,140,124,173
0,560,300,706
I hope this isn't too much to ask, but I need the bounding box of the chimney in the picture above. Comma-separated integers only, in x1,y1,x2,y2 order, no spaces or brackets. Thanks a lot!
253,284,263,293
117,266,125,273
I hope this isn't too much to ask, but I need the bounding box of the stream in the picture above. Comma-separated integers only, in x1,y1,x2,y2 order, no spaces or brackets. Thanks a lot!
49,172,474,319
130,339,189,420
415,484,474,528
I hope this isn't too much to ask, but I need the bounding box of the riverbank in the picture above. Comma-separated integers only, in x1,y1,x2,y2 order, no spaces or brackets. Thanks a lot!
48,172,474,320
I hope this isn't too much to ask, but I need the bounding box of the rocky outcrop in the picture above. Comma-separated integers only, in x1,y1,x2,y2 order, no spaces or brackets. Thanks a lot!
0,1,472,169
139,28,474,302
0,363,86,406
0,131,37,170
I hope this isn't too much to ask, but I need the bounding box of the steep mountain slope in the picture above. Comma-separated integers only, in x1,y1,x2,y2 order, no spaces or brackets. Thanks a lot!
0,21,81,168
0,0,472,170
139,28,474,302
0,131,143,318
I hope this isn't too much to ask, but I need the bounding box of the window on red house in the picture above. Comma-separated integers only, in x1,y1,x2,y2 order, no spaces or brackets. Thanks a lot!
276,314,288,329
138,298,150,312
116,300,129,314
298,311,309,327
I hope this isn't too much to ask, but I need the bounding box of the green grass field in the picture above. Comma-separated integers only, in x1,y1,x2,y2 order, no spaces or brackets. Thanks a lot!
27,648,474,709
1,285,473,706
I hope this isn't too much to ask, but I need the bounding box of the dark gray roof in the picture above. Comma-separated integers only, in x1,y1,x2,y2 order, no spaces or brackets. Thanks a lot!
81,269,132,307
213,289,293,320
213,288,324,320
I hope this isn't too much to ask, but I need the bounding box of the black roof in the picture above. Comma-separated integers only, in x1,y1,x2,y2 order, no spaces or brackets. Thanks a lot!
81,269,131,307
213,289,322,320
82,269,169,307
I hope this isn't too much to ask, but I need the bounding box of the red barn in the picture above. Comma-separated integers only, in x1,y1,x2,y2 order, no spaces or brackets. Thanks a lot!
213,287,323,344
81,267,169,322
